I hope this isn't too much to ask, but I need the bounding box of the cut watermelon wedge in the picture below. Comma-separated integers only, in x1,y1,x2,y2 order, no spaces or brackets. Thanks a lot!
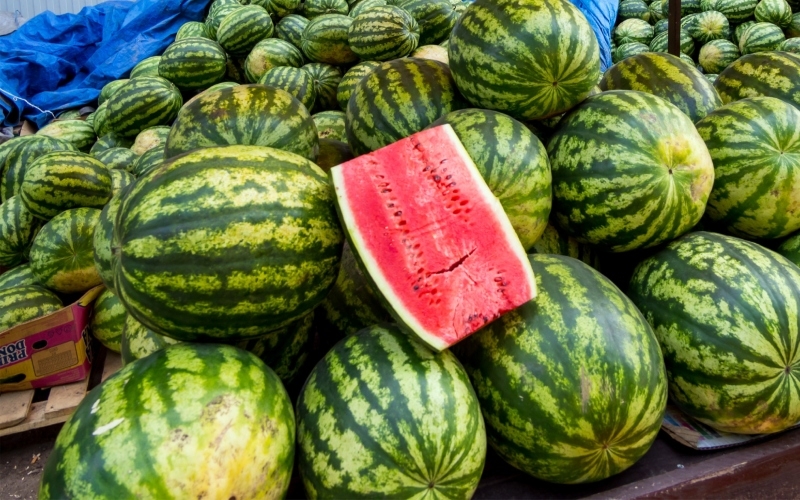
330,125,536,351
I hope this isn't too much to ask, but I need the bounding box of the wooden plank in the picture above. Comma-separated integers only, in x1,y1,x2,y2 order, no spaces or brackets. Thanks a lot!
0,401,72,437
0,390,34,429
101,352,122,382
44,376,89,421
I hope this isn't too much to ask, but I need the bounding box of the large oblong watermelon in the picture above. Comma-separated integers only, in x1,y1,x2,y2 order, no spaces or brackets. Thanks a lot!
40,344,295,499
458,254,667,484
629,232,800,434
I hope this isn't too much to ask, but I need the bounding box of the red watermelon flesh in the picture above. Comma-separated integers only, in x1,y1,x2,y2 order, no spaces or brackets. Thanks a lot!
330,125,536,351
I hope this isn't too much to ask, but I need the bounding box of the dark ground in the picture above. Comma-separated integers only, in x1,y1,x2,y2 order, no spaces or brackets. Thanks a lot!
0,425,61,499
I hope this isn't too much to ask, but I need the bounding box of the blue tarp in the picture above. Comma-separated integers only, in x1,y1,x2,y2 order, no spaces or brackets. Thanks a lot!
572,0,618,72
0,0,210,128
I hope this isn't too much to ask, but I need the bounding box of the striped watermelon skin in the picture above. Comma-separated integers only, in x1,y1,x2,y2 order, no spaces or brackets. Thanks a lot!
164,84,319,161
458,254,666,484
716,0,758,21
217,5,274,57
205,2,240,39
783,38,800,54
778,233,800,265
547,91,715,253
314,241,390,339
175,21,209,40
236,312,315,383
336,61,381,111
755,0,793,26
120,313,180,365
302,63,342,111
738,22,786,54
90,133,133,156
0,264,38,291
20,151,112,220
275,14,309,48
429,108,552,251
696,96,800,239
348,6,421,61
531,222,601,269
649,0,666,21
698,39,740,74
303,0,349,17
789,12,800,37
411,44,449,64
110,170,134,198
714,52,800,110
98,79,128,106
686,10,730,43
93,194,122,291
0,196,42,267
131,145,165,177
91,101,110,137
613,42,651,64
629,232,800,434
115,146,343,342
301,14,358,65
398,0,457,45
40,344,295,500
129,56,161,78
618,0,651,21
649,30,695,55
733,20,756,45
614,18,655,45
449,0,600,121
90,289,125,352
654,18,669,34
29,208,102,294
259,66,318,111
599,52,723,122
349,0,387,17
346,58,465,155
2,136,77,202
158,38,228,91
312,110,347,141
105,77,183,138
251,0,301,18
296,324,486,499
95,147,138,171
36,120,96,153
0,285,62,332
132,126,171,156
244,39,305,83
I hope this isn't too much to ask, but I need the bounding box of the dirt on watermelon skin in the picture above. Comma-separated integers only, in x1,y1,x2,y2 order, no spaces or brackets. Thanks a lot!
330,125,536,351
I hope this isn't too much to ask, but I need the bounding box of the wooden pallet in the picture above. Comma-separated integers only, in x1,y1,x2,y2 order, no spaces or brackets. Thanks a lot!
0,352,121,437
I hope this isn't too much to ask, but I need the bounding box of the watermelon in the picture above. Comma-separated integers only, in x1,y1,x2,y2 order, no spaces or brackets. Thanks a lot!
98,79,128,106
614,18,656,45
0,196,42,267
336,61,381,111
20,151,112,220
252,0,301,18
733,20,757,45
704,73,719,83
701,0,720,9
2,136,77,202
301,63,342,111
301,14,358,65
783,38,800,54
650,0,666,20
398,0,457,45
91,102,110,137
788,12,800,37
131,126,171,156
312,110,347,141
296,324,486,498
94,148,138,172
449,0,600,121
755,0,793,26
175,21,209,40
129,56,161,78
696,96,800,239
93,194,121,291
667,0,703,15
777,233,800,265
613,42,651,64
410,44,450,64
109,171,134,200
303,0,349,17
429,108,552,251
331,125,536,350
0,264,38,291
235,312,315,383
715,52,800,109
244,39,304,83
275,14,309,48
205,2,240,39
629,232,800,434
158,37,227,91
686,10,730,42
619,0,651,21
105,77,183,138
165,85,319,161
739,22,786,54
654,18,670,34
698,39,741,73
90,289,125,352
29,208,102,294
346,58,465,156
547,90,715,253
115,146,343,342
0,285,62,332
349,0,387,17
314,242,390,338
458,254,667,484
40,344,295,500
90,133,133,156
531,222,601,269
259,66,318,110
216,5,274,57
316,139,354,171
716,0,758,20
599,52,723,122
131,145,165,178
347,6,420,61
649,30,695,55
36,120,96,153
120,314,180,365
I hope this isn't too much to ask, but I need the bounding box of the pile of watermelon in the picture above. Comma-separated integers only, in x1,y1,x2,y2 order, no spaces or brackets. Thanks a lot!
0,0,798,496
613,0,800,81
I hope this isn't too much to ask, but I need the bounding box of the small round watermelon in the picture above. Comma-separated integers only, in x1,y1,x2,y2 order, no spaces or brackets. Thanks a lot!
336,61,381,111
300,14,358,65
90,289,126,352
105,77,183,138
0,264,39,292
131,126,170,155
302,63,342,112
698,39,740,74
158,37,228,91
348,6,420,61
36,120,96,153
94,147,138,172
244,39,304,84
216,5,274,57
259,66,317,111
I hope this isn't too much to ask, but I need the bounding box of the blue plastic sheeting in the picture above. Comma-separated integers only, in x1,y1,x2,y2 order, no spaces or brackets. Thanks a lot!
0,0,210,128
571,0,618,72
